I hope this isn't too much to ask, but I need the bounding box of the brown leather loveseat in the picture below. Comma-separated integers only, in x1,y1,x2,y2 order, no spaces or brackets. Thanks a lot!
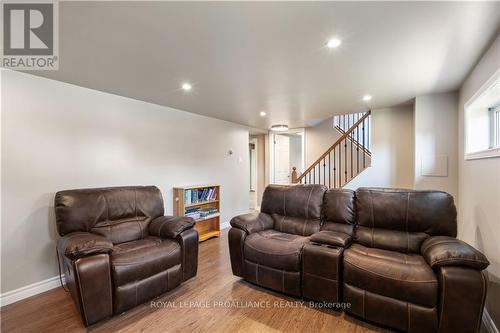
55,186,198,326
228,185,489,333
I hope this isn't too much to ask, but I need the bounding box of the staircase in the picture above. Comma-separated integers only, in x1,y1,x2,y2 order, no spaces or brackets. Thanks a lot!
293,110,372,188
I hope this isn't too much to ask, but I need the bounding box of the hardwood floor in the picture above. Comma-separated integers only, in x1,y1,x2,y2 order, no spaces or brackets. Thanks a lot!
1,229,391,333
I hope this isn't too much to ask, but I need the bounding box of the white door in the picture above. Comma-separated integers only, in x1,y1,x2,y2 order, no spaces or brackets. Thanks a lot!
274,134,290,184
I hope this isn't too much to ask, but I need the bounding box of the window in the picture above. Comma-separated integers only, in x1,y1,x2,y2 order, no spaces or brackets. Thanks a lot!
464,70,500,160
490,105,500,149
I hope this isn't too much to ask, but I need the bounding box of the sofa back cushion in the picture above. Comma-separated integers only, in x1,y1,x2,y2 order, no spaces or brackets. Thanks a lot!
354,188,457,253
321,189,356,235
261,184,327,236
55,186,164,244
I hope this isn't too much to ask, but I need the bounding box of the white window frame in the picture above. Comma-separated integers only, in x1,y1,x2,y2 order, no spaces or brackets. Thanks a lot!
464,69,500,160
489,105,500,149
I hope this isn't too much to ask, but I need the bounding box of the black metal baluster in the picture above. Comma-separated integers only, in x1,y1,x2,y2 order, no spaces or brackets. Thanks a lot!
344,136,347,184
357,118,360,173
323,157,326,186
363,118,366,168
367,114,371,151
318,162,320,185
328,152,331,188
351,130,353,179
333,148,336,188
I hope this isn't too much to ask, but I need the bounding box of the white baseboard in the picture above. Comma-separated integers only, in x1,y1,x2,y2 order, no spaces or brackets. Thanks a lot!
0,275,64,307
1,222,232,308
220,220,230,230
483,308,499,333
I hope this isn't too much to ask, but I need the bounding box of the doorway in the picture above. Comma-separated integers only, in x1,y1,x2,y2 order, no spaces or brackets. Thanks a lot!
271,129,305,185
249,138,258,210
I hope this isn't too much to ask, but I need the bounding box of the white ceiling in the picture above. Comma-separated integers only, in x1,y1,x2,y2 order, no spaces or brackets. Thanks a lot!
27,1,500,129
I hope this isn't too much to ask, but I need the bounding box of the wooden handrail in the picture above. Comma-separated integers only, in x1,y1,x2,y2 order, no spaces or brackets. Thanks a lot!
297,110,371,183
334,125,372,156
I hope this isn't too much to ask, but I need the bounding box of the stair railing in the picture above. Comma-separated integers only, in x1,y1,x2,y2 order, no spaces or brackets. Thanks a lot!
294,110,371,188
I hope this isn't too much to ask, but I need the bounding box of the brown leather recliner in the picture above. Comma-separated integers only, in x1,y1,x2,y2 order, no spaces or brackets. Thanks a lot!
343,188,489,333
229,184,328,296
55,186,198,326
229,184,355,301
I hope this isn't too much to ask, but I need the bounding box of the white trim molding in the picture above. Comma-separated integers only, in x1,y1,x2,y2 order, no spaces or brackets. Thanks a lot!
483,308,499,333
0,275,64,307
465,147,500,161
464,68,500,160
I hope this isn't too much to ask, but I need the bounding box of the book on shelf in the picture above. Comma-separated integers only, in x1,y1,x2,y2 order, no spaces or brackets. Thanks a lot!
184,206,219,221
184,186,218,205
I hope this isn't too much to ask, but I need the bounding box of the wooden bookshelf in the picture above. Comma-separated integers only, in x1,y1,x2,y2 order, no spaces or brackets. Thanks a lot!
173,184,220,242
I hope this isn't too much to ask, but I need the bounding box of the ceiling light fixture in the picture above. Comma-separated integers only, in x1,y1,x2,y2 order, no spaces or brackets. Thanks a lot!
260,111,267,116
182,82,192,91
362,94,372,102
271,124,289,132
327,38,342,49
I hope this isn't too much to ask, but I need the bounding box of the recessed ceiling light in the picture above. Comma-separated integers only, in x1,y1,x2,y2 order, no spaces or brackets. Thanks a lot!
327,38,342,49
271,124,289,132
182,83,192,91
362,94,372,102
260,111,267,117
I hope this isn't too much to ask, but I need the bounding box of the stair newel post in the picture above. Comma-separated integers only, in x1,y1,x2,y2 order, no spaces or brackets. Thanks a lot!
291,167,298,184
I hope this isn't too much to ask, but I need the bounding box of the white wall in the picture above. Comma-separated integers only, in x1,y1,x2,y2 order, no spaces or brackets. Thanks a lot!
289,135,302,173
458,34,500,328
305,118,339,167
0,70,250,294
414,92,459,198
345,106,415,189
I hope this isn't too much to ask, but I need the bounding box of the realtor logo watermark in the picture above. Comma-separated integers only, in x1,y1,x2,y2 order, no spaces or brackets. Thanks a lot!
1,1,59,70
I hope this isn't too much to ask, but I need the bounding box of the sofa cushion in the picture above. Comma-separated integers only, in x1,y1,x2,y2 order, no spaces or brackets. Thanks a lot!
354,188,457,253
261,185,327,236
344,244,438,308
55,186,164,243
244,230,309,271
111,236,181,286
321,189,356,235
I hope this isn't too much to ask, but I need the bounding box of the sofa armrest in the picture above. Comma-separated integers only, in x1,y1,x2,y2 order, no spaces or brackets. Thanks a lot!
176,228,198,281
310,230,352,247
149,216,195,239
230,212,273,234
421,236,489,270
57,232,113,260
